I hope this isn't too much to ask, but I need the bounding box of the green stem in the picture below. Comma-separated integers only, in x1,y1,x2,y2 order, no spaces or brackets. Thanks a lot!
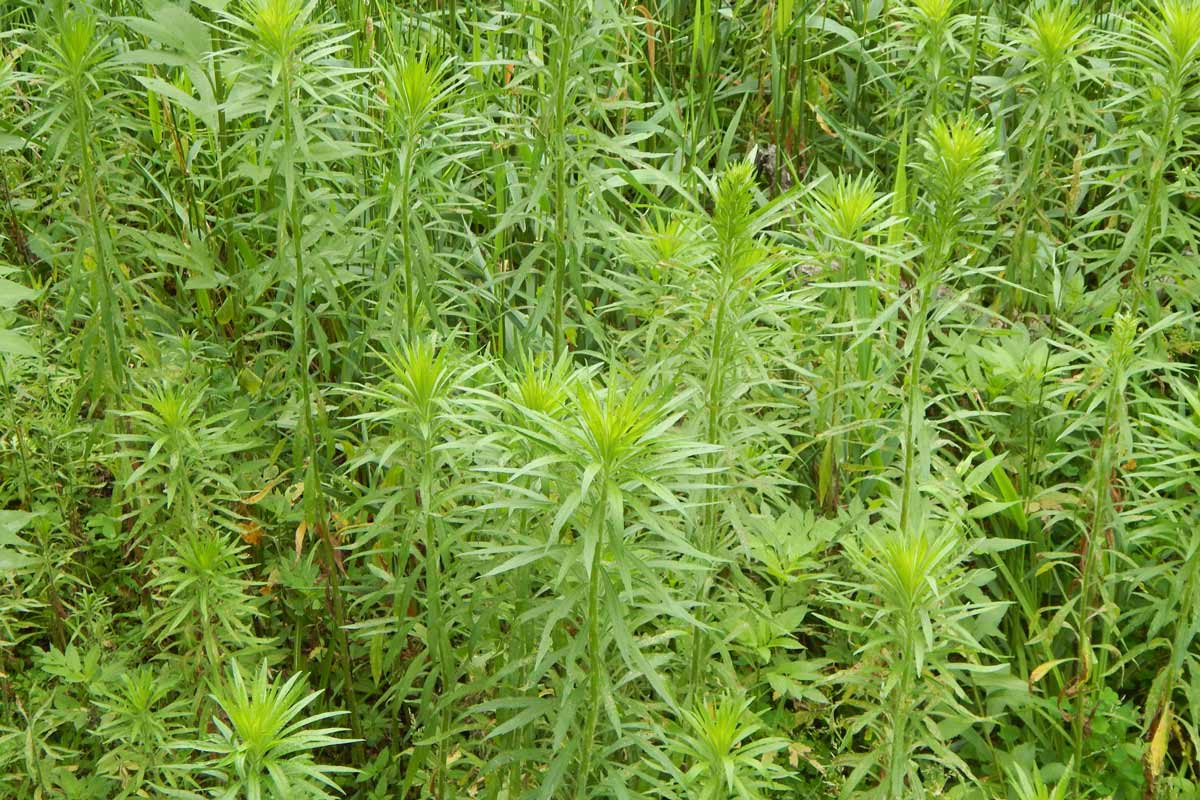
687,277,730,695
507,505,533,793
575,482,608,800
1071,352,1122,788
550,0,574,359
421,459,449,799
73,85,122,399
888,651,912,798
0,358,33,509
400,137,417,335
282,62,362,752
899,275,933,536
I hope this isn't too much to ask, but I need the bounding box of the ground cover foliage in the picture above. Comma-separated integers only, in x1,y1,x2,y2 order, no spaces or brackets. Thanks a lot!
1,0,1200,796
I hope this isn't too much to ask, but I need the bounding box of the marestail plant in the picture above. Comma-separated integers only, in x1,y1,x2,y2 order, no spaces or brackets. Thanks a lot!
3,0,1200,796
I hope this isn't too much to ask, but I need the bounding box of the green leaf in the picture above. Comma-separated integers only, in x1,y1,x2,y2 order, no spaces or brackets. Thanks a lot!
0,328,35,356
123,5,211,58
605,573,676,710
0,550,34,571
0,277,36,308
967,500,1019,519
0,510,35,537
963,451,1007,492
973,537,1028,554
0,511,35,572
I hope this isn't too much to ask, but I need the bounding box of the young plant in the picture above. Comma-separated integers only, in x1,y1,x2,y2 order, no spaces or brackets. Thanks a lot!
186,659,356,799
375,53,455,336
806,172,891,508
148,528,261,671
93,667,195,797
32,7,128,403
229,0,364,736
830,501,1004,798
675,694,789,800
110,379,250,542
474,369,713,798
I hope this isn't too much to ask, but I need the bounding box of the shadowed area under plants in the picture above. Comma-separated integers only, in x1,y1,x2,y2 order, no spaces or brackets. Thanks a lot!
3,0,1200,797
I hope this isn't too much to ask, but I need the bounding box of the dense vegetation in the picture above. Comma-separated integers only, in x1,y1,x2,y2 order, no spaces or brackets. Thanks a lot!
2,0,1200,796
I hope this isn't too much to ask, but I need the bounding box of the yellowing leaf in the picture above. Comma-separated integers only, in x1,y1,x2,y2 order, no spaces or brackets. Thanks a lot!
239,520,264,546
1028,491,1076,513
244,471,291,505
1029,658,1073,688
787,743,825,775
816,108,837,138
294,519,308,558
1146,703,1171,781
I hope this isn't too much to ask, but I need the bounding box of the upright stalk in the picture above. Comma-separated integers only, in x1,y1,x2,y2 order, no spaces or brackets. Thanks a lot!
898,275,933,536
549,0,576,359
421,451,450,799
687,276,729,694
1071,321,1128,790
575,482,609,800
71,71,122,399
280,61,361,747
0,357,33,508
888,628,914,798
400,136,417,335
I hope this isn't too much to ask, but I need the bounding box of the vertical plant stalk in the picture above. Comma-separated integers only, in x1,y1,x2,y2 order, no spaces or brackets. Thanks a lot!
505,506,533,792
686,165,759,696
575,481,609,800
888,620,914,799
1071,321,1129,789
687,269,729,695
902,115,998,534
400,134,418,335
1128,9,1195,326
279,58,362,749
490,129,510,355
898,276,932,536
0,356,33,508
0,166,30,266
1131,147,1167,324
70,58,123,399
550,0,577,360
421,447,450,799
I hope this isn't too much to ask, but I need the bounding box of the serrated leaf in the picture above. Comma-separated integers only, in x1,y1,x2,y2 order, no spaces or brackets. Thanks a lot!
123,5,210,57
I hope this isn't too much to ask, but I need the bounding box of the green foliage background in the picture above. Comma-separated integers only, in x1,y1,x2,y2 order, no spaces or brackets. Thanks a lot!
1,0,1200,797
